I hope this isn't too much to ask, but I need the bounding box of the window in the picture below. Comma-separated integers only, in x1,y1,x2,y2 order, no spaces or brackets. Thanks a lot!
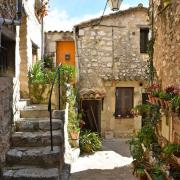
140,28,149,53
0,35,15,76
115,87,134,118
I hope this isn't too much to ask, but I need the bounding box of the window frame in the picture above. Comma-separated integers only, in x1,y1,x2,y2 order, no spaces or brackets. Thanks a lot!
114,87,134,119
140,28,149,54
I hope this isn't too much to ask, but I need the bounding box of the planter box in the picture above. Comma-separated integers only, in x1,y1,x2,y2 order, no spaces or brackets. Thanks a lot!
173,117,180,133
29,83,59,105
172,152,180,165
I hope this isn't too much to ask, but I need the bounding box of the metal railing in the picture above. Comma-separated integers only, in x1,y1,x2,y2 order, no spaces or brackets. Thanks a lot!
48,64,61,151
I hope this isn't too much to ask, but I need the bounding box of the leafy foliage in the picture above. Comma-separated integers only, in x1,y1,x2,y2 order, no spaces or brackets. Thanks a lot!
67,87,80,135
128,138,144,160
80,130,102,154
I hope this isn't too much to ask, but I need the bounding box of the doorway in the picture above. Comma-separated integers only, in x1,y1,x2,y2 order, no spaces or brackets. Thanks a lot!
81,100,101,134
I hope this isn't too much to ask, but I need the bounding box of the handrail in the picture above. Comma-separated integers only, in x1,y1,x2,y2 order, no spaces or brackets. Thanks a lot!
48,64,61,151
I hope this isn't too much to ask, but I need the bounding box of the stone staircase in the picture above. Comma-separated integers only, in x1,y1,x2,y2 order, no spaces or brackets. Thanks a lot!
2,103,66,180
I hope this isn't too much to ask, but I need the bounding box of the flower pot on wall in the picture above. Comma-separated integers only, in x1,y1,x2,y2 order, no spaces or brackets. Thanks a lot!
172,152,180,165
69,131,80,140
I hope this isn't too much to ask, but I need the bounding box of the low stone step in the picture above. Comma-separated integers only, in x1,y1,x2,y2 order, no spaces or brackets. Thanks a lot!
17,99,31,110
6,146,60,168
15,118,63,132
3,166,59,180
20,104,50,118
12,130,63,147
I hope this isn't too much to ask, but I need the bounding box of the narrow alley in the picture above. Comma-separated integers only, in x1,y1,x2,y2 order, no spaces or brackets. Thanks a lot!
70,139,135,180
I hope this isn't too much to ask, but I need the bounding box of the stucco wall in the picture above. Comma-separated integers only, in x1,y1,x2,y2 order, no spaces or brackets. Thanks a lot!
152,0,180,88
0,78,13,167
101,81,143,137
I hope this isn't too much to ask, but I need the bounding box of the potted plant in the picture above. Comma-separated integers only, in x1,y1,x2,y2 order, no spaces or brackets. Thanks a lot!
67,89,81,148
79,130,102,154
163,144,180,165
150,163,166,180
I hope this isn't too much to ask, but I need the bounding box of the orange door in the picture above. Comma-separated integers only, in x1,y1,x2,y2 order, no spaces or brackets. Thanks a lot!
56,41,75,66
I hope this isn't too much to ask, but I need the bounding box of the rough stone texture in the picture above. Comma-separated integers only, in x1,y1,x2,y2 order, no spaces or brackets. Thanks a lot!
75,7,149,88
15,118,63,132
0,78,13,167
151,0,180,88
3,166,59,180
3,105,66,179
74,7,149,137
20,104,50,118
12,130,63,147
19,0,42,98
6,146,60,167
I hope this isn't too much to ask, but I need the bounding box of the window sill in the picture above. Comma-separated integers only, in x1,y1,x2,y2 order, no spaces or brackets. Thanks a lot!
114,115,134,119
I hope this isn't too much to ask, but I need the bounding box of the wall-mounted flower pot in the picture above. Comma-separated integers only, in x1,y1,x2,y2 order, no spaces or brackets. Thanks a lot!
69,131,80,140
172,152,180,165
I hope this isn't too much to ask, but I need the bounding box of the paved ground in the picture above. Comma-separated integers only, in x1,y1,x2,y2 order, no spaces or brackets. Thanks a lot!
70,138,135,180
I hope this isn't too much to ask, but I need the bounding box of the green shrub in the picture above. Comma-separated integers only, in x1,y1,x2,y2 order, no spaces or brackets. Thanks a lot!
28,61,46,84
163,144,180,155
128,138,144,160
80,130,102,154
44,56,54,69
67,89,80,134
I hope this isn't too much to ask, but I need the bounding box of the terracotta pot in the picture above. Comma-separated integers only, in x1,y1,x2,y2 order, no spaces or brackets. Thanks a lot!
159,99,165,108
172,152,180,165
164,100,170,109
151,96,156,104
69,131,80,140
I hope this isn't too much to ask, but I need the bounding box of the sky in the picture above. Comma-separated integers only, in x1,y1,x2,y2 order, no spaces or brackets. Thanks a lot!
44,0,149,31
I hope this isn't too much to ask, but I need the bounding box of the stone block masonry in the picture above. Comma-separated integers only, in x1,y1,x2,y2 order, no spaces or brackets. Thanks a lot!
75,7,149,89
152,0,180,88
0,78,13,171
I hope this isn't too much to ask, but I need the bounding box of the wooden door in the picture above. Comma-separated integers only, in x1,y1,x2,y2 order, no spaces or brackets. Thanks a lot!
81,100,101,134
56,41,75,66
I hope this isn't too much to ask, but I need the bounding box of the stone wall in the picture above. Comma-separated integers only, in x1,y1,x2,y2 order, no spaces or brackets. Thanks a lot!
75,7,149,89
152,0,180,88
19,0,42,98
0,78,13,169
75,7,149,137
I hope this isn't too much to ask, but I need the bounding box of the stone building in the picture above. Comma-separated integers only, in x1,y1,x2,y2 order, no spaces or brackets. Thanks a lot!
150,0,180,144
45,31,75,66
74,6,149,138
151,0,180,89
0,0,42,174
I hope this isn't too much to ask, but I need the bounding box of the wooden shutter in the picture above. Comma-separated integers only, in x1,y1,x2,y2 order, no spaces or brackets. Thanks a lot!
140,29,149,53
115,87,134,118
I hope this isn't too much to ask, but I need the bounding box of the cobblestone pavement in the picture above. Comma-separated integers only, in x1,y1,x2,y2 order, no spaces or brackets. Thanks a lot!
70,138,135,180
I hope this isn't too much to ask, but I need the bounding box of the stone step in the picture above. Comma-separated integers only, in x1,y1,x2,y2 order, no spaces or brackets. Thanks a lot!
20,104,50,118
15,118,63,132
12,130,63,147
17,99,31,110
3,166,59,180
6,146,60,168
